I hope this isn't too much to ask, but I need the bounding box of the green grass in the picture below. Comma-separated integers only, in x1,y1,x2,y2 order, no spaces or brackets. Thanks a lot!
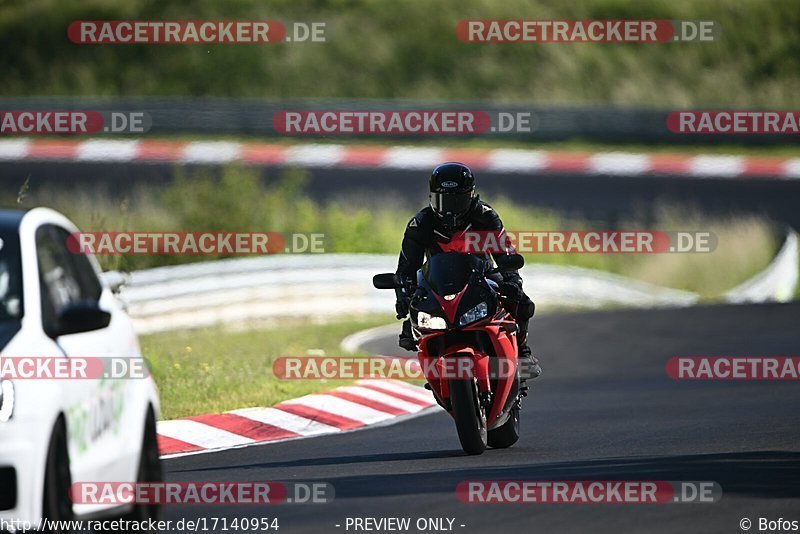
490,201,779,299
142,316,394,420
1,0,799,108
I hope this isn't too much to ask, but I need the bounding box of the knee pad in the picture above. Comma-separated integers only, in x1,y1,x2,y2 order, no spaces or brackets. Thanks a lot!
518,297,535,321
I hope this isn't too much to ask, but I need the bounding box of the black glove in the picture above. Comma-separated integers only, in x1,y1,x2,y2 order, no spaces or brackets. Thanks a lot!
395,295,411,319
500,280,535,321
500,280,522,302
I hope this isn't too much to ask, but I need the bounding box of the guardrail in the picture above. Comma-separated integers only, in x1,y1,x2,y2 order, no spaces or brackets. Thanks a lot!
116,254,700,334
113,231,798,334
724,232,799,303
1,97,794,145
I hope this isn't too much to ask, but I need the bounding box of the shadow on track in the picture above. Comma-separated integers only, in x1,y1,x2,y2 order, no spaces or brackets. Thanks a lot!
169,449,464,473
178,450,800,500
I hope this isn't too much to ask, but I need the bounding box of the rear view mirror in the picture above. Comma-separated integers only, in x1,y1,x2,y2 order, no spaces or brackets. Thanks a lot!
495,253,525,272
373,273,399,289
55,301,111,337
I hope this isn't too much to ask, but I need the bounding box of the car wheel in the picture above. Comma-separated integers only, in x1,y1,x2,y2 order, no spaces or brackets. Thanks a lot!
123,406,162,525
42,418,74,533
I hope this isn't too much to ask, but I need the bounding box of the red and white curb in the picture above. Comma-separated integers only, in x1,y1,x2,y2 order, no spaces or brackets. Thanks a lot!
1,138,799,179
156,379,436,458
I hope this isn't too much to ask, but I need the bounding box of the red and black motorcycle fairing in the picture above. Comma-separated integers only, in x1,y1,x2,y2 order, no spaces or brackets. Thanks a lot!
408,252,522,431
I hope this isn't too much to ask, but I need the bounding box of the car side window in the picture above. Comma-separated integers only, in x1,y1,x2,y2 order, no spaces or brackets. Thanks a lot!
0,232,24,321
52,226,102,302
36,225,102,336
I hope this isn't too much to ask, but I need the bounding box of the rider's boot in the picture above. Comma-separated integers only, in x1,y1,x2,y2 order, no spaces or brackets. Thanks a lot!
517,320,541,393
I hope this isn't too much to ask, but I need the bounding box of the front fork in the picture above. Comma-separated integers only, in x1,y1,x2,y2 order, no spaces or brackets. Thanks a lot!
479,390,493,410
429,352,492,409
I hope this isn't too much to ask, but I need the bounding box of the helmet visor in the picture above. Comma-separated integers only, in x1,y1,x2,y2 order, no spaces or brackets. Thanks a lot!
430,191,473,217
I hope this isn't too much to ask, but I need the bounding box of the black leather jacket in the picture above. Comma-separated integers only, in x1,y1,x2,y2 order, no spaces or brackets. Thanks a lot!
395,199,523,288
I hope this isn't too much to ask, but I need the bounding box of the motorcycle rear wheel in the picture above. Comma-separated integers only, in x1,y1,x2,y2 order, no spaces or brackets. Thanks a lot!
488,405,520,448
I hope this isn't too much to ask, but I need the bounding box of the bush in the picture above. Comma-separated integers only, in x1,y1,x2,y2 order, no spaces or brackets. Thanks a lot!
2,0,799,106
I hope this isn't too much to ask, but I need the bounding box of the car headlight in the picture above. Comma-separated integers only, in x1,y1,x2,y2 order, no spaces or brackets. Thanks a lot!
417,311,447,330
458,302,489,326
0,379,14,422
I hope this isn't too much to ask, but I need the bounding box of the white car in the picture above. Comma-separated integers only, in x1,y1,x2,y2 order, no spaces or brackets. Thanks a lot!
0,207,161,530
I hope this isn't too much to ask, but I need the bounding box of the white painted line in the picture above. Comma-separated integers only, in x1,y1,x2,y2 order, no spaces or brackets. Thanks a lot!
340,323,399,353
485,149,548,173
228,406,341,436
285,144,344,167
337,385,426,413
784,158,800,179
383,147,444,169
0,139,30,160
156,419,255,449
358,379,434,404
590,153,651,175
181,141,242,164
76,140,140,162
689,155,745,177
281,394,395,424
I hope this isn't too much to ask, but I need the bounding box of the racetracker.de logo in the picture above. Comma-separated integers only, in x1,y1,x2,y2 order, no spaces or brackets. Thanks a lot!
443,230,717,254
456,20,719,43
68,21,286,44
667,111,800,134
69,482,334,505
0,111,150,135
457,481,721,504
0,357,149,380
666,357,800,380
274,110,495,135
273,356,522,381
67,232,325,255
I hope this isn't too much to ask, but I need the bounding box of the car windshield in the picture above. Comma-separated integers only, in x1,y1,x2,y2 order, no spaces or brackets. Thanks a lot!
0,229,23,322
422,252,488,296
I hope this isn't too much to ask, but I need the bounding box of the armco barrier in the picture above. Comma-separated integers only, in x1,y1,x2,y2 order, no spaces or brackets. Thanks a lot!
724,231,799,303
118,254,700,334
111,231,798,334
1,97,796,145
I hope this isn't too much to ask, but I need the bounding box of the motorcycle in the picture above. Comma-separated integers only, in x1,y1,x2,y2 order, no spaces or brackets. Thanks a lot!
373,252,526,455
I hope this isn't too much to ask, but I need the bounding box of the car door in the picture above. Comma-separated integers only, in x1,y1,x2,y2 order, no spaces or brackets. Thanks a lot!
35,224,128,486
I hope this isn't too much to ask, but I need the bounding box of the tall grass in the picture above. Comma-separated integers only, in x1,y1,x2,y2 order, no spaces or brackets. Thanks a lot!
1,0,799,107
4,165,779,297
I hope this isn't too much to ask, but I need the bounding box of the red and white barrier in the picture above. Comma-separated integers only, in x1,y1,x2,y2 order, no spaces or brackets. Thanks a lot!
1,138,799,178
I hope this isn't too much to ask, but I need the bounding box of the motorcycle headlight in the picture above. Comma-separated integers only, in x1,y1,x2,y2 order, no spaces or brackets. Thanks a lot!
417,311,447,330
458,302,489,326
0,379,14,422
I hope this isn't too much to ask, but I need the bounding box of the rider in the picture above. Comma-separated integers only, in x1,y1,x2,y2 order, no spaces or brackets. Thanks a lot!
394,162,541,383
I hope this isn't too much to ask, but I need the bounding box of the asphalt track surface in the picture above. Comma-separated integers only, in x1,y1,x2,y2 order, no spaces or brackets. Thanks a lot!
164,302,800,534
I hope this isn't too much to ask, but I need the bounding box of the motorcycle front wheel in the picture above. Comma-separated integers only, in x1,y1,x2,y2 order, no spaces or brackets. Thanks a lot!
449,378,487,455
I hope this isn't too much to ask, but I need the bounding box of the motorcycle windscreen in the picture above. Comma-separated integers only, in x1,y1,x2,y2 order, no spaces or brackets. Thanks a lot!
422,252,487,296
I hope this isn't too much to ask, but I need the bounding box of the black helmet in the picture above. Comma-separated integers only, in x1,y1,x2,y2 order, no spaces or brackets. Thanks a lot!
429,162,476,231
